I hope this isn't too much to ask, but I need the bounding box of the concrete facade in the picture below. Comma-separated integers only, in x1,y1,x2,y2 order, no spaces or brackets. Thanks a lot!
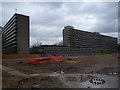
41,46,104,56
63,26,117,50
2,13,30,54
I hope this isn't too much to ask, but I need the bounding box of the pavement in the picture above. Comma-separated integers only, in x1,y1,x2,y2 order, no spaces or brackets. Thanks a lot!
0,65,27,77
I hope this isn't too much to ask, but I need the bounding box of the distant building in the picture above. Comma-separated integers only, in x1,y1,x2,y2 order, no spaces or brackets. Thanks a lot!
32,25,118,56
38,26,118,56
40,46,103,56
63,26,117,50
2,13,30,54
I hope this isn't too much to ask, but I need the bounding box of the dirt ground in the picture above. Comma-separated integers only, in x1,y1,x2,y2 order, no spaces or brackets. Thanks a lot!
2,54,119,88
2,54,118,74
2,71,68,88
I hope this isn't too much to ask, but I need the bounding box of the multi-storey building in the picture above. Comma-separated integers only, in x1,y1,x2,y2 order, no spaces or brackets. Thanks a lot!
2,13,30,54
63,26,117,50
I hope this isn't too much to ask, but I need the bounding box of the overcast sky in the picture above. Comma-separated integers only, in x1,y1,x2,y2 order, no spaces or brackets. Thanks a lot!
1,2,118,46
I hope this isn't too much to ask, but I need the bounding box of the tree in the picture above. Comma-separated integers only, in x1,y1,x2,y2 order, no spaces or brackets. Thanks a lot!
32,41,42,47
30,41,42,54
53,41,63,46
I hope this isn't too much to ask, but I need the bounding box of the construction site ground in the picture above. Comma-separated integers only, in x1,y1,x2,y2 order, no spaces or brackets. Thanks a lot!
2,54,119,88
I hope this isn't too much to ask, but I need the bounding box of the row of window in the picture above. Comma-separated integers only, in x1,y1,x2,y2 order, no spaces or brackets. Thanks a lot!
2,29,17,40
3,41,17,49
3,38,17,46
2,23,17,37
2,44,17,50
3,15,16,30
3,19,16,34
3,33,17,43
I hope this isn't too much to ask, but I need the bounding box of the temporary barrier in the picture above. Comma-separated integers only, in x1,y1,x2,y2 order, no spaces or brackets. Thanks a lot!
26,56,63,63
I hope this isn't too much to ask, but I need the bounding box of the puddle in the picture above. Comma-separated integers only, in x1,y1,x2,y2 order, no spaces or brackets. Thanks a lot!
28,74,39,76
89,78,105,85
30,85,40,88
108,72,117,75
54,71,65,74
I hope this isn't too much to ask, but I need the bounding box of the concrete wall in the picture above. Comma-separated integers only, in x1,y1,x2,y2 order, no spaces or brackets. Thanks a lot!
41,46,105,56
16,14,30,54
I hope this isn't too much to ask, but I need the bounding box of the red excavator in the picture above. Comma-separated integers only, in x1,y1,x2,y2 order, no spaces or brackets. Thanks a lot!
26,56,63,63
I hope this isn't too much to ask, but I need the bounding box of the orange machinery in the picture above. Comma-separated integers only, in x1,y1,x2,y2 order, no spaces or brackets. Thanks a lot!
26,56,63,63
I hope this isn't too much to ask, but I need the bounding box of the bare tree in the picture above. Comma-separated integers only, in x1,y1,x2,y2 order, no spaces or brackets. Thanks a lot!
30,41,43,54
32,41,42,47
53,41,63,46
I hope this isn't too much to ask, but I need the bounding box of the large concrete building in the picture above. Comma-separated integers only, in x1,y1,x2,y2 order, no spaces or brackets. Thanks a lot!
2,13,30,54
63,26,117,50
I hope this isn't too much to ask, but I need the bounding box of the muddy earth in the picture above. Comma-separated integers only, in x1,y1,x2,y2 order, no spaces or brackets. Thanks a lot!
2,54,119,88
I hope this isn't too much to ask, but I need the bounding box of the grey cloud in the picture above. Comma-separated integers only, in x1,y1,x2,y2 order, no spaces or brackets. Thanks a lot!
93,19,118,33
31,2,63,9
2,2,118,45
64,2,118,34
